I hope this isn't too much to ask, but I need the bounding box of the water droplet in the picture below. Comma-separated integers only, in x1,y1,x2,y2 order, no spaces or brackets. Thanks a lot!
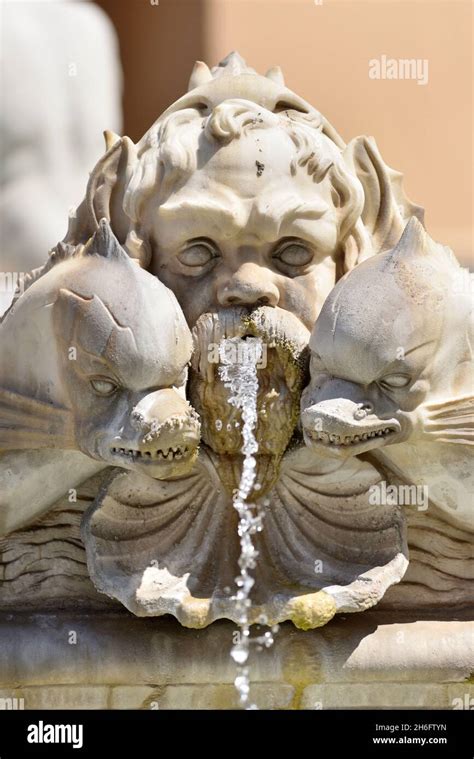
235,673,250,691
231,647,249,665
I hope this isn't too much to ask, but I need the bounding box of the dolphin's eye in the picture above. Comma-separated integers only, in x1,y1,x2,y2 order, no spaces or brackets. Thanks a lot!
379,374,411,390
90,377,119,396
178,239,219,268
273,240,314,268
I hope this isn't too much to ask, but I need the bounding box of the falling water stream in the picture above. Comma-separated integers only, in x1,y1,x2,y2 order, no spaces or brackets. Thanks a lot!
218,336,277,709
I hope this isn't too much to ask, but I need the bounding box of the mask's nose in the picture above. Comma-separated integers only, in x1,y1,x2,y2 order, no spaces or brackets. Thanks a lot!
216,263,280,308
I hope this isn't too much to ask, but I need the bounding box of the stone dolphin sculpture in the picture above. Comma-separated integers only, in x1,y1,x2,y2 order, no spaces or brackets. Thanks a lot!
301,217,473,531
0,219,200,535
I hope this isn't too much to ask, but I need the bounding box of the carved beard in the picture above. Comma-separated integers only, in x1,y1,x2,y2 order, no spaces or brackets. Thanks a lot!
189,306,310,496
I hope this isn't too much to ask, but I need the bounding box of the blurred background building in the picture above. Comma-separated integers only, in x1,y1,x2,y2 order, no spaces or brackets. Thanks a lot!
1,0,472,316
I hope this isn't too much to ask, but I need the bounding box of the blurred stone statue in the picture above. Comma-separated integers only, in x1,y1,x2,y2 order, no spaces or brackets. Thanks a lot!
0,0,122,314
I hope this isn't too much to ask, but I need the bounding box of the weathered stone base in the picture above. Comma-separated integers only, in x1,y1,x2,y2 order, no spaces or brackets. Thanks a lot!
0,611,472,709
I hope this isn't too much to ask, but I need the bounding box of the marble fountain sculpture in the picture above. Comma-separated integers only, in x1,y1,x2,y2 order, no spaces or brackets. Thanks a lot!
0,53,472,709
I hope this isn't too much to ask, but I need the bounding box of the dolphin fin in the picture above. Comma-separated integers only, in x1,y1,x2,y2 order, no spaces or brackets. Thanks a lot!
422,395,474,444
0,388,73,450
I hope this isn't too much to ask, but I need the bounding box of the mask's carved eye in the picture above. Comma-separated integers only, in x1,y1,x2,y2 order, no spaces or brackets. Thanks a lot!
90,377,119,396
379,374,411,390
178,239,219,268
273,240,314,268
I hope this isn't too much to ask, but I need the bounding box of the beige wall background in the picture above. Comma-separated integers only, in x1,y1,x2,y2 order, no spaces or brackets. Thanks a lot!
98,0,472,265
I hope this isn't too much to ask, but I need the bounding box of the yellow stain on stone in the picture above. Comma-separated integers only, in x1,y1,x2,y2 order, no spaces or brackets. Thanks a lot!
180,597,212,629
289,591,337,631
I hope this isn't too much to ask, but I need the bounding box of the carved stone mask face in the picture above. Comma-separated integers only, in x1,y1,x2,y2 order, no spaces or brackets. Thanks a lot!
53,222,201,478
141,123,352,492
301,218,472,457
149,126,342,330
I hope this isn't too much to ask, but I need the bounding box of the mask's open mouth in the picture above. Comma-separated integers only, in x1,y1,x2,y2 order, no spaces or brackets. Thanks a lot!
190,305,310,460
110,444,194,463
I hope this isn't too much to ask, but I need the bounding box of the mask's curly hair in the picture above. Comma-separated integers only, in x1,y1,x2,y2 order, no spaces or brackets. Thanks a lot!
122,99,365,250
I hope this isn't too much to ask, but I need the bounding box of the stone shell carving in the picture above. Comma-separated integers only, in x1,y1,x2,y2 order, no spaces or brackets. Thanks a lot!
83,445,408,630
2,473,471,614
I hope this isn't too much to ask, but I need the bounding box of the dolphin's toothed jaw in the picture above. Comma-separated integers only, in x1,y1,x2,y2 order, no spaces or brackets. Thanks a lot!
108,409,201,474
301,401,402,455
110,445,193,462
305,426,397,447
